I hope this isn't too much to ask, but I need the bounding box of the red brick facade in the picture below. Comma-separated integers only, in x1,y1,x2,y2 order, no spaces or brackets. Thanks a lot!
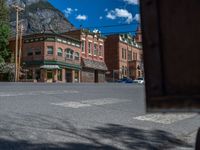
65,29,107,82
10,33,82,83
105,33,143,81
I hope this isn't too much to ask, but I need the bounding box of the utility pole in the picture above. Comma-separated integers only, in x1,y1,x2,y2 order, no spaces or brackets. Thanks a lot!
18,23,24,81
12,3,24,82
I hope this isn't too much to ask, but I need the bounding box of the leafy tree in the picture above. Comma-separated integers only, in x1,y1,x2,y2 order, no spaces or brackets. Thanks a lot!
0,0,10,63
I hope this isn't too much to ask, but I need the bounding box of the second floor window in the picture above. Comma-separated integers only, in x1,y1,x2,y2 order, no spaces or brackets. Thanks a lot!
128,51,132,61
27,50,33,56
47,46,53,55
122,48,127,60
57,48,63,57
81,40,85,53
94,44,98,56
66,48,74,59
99,45,103,57
133,52,137,60
74,52,80,60
35,48,41,56
88,42,92,54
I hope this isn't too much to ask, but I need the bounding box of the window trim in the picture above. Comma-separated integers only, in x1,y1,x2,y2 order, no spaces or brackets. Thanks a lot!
57,48,63,57
47,46,54,55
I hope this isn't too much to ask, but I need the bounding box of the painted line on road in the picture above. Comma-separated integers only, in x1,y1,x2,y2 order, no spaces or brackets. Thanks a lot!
0,90,79,97
51,98,130,108
133,113,197,124
52,102,92,108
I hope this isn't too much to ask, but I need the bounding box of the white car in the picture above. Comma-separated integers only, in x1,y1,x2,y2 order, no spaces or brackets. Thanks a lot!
133,77,145,84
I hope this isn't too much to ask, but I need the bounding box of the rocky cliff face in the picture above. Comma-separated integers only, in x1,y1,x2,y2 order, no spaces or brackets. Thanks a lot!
8,0,75,35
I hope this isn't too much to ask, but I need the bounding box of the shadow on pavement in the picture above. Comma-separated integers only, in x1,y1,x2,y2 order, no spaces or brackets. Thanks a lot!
0,113,193,150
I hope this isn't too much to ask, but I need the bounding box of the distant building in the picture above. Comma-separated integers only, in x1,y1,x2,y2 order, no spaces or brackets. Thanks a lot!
104,29,143,81
10,33,82,83
65,29,107,82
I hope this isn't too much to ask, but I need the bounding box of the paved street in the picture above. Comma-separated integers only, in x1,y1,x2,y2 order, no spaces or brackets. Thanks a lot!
0,83,199,150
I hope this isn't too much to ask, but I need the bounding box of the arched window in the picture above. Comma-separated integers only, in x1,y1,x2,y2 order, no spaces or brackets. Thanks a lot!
57,48,63,56
65,48,74,59
74,52,80,60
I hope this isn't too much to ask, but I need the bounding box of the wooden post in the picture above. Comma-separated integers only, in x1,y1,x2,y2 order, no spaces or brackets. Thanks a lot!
12,4,24,82
18,24,23,81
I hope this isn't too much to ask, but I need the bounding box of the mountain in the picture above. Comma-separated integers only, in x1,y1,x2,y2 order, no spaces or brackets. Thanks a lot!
8,0,75,35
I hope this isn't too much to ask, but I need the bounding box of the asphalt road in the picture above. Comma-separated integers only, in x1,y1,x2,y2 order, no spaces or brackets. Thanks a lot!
0,83,199,150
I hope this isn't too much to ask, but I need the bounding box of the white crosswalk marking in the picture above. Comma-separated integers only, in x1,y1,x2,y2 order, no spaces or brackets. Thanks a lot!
134,113,197,124
52,102,91,108
51,98,130,108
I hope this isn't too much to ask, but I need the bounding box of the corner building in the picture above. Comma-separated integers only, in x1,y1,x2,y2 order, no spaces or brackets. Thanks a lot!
22,33,81,83
65,29,107,82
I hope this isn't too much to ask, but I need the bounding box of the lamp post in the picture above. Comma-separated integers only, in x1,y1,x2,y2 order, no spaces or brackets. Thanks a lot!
12,3,24,82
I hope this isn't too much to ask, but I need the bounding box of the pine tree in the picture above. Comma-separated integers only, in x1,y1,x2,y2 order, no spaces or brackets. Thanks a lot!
0,0,10,63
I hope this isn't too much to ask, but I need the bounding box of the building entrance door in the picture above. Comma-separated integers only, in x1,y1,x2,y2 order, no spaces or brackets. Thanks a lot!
66,69,72,82
95,70,98,83
47,70,53,83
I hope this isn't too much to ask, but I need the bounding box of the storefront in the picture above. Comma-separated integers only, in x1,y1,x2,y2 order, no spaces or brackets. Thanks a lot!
24,61,81,83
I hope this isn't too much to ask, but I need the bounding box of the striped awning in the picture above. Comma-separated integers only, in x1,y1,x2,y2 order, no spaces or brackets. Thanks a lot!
40,65,60,69
82,58,108,71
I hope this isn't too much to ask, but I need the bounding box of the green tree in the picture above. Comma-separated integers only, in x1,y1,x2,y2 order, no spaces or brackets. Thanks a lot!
0,0,10,63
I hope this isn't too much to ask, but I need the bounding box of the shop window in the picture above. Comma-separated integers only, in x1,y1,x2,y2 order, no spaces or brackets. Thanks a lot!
47,71,53,79
74,71,79,82
35,69,41,80
57,48,63,57
57,69,62,81
47,46,53,55
27,69,33,79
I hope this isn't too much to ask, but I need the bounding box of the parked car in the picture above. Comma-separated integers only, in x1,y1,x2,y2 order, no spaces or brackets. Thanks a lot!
133,77,145,84
117,77,133,83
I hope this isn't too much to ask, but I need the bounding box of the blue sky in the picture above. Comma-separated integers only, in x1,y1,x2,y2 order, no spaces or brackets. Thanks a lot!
48,0,140,35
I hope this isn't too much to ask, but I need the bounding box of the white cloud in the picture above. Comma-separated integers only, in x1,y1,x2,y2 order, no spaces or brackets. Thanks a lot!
123,0,139,5
106,8,133,23
93,29,101,33
104,8,108,12
63,8,73,17
76,14,87,21
75,8,78,11
134,13,140,22
99,16,103,20
106,11,116,20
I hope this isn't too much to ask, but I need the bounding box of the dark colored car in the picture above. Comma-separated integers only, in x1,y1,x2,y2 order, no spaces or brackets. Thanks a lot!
117,77,133,83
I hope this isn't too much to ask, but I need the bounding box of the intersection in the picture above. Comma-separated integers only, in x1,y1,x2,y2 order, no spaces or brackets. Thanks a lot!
0,83,199,149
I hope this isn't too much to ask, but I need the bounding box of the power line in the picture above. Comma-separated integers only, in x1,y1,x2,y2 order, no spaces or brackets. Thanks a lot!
81,22,140,29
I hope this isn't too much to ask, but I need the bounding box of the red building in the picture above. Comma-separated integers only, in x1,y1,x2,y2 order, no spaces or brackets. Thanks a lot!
65,29,107,82
10,33,82,83
104,30,143,81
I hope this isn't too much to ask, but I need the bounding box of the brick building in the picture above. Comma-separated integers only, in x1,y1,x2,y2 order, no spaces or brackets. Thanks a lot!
65,29,107,82
11,33,82,83
104,30,143,81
